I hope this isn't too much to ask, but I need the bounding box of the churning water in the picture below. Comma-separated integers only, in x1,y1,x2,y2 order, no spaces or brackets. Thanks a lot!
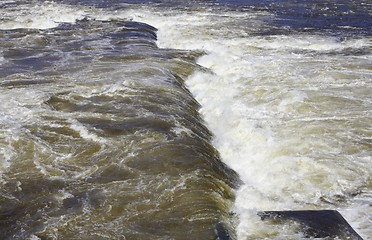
0,0,371,239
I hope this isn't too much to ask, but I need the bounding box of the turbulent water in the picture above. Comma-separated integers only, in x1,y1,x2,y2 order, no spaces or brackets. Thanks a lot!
0,0,371,239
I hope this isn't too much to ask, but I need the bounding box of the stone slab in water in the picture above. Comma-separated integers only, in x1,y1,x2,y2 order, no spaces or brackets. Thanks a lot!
259,210,363,240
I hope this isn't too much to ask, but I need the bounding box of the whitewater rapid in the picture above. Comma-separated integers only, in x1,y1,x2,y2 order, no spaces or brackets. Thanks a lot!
130,7,371,239
0,1,371,239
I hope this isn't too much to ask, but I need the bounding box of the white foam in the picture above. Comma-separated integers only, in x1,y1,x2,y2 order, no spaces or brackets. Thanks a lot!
28,235,42,240
340,189,372,239
171,126,194,137
0,53,5,65
0,88,49,129
0,1,87,29
55,189,74,204
0,135,13,183
244,35,371,52
68,119,107,144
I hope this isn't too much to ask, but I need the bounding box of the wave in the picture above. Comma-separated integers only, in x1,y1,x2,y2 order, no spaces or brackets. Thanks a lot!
0,19,240,239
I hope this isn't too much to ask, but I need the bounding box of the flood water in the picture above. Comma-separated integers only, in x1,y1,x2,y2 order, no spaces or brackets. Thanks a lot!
0,0,371,239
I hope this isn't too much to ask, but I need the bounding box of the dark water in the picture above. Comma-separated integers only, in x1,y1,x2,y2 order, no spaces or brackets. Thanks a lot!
219,0,371,31
0,0,371,239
